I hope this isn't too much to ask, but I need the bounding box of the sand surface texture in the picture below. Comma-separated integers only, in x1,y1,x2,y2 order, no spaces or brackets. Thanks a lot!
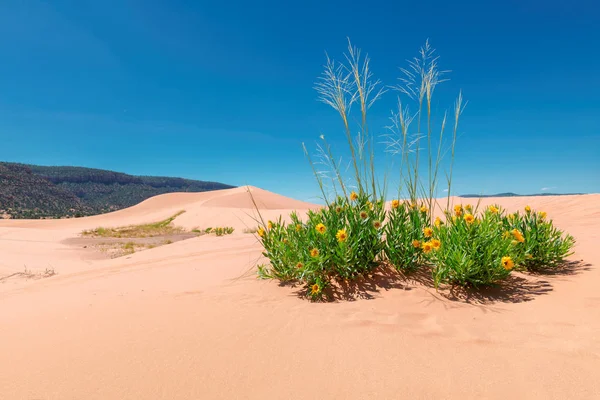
1,187,598,399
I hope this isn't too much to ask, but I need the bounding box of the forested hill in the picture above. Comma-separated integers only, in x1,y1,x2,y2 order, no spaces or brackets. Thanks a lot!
0,162,235,219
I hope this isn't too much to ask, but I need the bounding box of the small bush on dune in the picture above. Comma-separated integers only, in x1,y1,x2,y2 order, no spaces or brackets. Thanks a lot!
503,206,575,271
253,39,577,300
214,227,234,236
384,200,431,272
258,196,385,298
428,204,523,287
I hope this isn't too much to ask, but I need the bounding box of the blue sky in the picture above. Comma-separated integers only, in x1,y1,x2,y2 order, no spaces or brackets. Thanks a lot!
0,0,598,202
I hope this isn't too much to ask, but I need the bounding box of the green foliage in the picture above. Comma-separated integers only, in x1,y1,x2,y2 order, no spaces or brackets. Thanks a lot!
0,162,234,219
383,201,430,272
257,195,385,300
213,227,234,236
0,163,88,219
254,40,578,300
429,205,523,287
81,211,186,238
503,207,575,271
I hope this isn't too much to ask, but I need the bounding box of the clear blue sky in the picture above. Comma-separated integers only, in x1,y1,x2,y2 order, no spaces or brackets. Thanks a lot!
0,0,598,202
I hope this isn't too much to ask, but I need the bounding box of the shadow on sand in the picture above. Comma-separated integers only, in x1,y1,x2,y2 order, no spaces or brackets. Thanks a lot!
283,266,409,302
286,259,592,304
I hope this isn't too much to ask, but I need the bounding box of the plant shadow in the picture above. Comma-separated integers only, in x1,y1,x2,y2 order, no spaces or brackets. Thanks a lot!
285,266,411,302
438,275,553,304
526,259,592,276
282,259,591,304
404,259,591,305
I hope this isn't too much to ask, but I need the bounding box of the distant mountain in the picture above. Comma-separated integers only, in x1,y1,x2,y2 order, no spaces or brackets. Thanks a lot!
0,162,235,219
459,192,585,198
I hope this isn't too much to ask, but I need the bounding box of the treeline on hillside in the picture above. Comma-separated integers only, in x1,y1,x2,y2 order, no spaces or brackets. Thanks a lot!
0,162,234,219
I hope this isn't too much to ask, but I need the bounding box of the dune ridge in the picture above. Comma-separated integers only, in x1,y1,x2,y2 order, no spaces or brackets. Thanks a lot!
0,188,598,399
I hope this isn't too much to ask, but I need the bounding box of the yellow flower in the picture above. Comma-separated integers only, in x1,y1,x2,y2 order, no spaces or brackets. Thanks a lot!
336,229,348,242
464,214,475,224
501,256,514,270
539,211,547,219
311,283,320,295
283,238,289,244
373,221,382,229
431,239,441,250
350,191,358,201
434,217,443,227
420,205,428,213
267,221,273,229
360,211,368,220
525,205,531,213
296,262,304,269
423,227,433,237
454,204,463,217
409,202,417,210
366,201,373,210
452,216,457,223
257,227,265,237
511,240,518,246
502,231,510,239
512,229,525,243
295,224,302,232
412,240,421,248
315,223,326,234
310,248,319,257
488,205,499,214
465,204,472,211
391,199,400,209
422,241,433,254
335,206,343,213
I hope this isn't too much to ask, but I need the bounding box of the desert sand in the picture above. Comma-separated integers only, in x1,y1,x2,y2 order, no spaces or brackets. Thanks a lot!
1,186,598,399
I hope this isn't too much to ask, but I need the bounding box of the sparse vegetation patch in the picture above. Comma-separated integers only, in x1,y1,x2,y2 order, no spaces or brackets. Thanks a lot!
254,40,576,301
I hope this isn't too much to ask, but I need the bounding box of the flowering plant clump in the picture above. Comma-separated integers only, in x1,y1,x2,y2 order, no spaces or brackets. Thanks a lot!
253,39,579,300
428,207,523,288
383,200,431,272
502,206,575,271
257,194,386,300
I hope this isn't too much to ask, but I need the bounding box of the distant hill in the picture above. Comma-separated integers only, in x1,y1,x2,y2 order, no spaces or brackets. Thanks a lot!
459,192,585,198
0,162,235,219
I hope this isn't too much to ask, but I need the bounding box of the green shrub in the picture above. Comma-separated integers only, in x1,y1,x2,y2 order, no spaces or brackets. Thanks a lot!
503,206,575,271
253,39,578,299
383,200,431,272
213,227,235,236
257,194,386,299
428,205,523,287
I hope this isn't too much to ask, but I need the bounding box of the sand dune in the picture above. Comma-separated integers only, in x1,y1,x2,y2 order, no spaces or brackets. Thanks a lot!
0,189,599,399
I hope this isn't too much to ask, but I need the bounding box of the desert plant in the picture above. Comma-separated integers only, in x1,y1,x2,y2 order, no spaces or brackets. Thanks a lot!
254,39,578,298
257,196,386,299
255,39,389,299
382,41,465,275
429,205,522,287
503,206,575,271
81,211,186,238
214,227,235,236
383,200,431,272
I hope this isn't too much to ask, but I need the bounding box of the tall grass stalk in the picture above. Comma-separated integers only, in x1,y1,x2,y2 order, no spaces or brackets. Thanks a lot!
314,39,385,201
388,40,464,212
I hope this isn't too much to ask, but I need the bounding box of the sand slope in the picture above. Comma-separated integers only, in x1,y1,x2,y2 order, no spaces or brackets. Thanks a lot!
1,189,599,399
